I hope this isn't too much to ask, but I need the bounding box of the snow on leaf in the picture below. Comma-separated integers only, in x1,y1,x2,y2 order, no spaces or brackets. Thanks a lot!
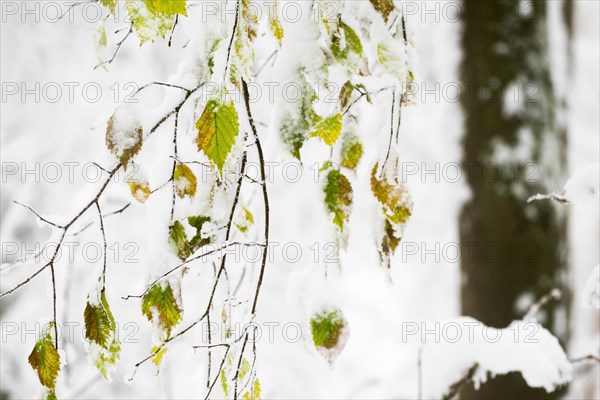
323,169,353,231
174,164,197,199
340,131,363,171
127,0,176,45
331,21,363,66
106,107,143,170
84,290,121,380
141,283,183,339
235,207,254,233
28,326,60,390
280,72,321,159
230,0,258,86
94,17,109,70
169,220,191,261
371,163,412,265
127,178,151,203
84,291,116,348
196,99,240,172
309,113,343,147
377,41,407,82
369,0,395,22
188,215,212,250
310,307,349,364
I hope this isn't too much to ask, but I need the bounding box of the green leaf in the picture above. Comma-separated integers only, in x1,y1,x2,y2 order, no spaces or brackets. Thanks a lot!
196,99,240,172
188,215,212,250
28,326,60,389
253,379,262,399
369,0,395,22
310,309,345,349
280,72,321,159
84,290,121,379
100,0,117,13
238,358,251,381
105,109,143,170
377,42,406,82
323,169,353,230
84,291,115,348
174,164,197,198
127,0,176,44
370,163,413,265
141,283,183,339
144,0,187,16
370,163,412,225
331,21,363,65
151,345,168,372
309,114,343,147
340,131,363,171
169,221,191,260
221,368,229,398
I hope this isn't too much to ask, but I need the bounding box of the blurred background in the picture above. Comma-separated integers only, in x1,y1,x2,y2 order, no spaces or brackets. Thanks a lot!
1,1,598,399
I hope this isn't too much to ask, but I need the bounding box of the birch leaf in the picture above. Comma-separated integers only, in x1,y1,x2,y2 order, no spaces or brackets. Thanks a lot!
141,283,183,339
323,169,353,230
196,100,240,172
28,327,60,390
174,164,197,199
309,114,343,147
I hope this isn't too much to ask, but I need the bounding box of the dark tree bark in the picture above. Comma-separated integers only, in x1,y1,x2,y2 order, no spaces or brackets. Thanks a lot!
459,1,569,398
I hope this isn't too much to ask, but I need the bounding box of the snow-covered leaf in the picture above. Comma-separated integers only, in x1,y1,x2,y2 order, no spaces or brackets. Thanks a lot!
310,307,349,363
340,131,363,171
106,108,143,170
323,169,353,230
174,164,197,199
141,283,183,339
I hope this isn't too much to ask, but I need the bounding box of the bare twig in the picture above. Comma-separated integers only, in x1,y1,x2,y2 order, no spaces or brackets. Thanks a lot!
223,0,241,81
13,201,64,229
95,25,133,70
524,289,561,321
442,363,479,400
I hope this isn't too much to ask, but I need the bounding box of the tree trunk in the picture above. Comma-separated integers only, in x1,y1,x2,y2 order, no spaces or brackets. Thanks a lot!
459,1,568,398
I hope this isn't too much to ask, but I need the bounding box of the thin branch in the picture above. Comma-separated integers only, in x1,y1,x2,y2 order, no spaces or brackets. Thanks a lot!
13,201,64,229
168,15,179,47
95,201,108,287
442,363,479,400
95,25,133,70
50,263,58,349
121,241,263,300
524,289,561,321
133,81,191,97
570,354,600,364
254,50,278,78
71,202,131,237
223,0,241,81
380,90,396,177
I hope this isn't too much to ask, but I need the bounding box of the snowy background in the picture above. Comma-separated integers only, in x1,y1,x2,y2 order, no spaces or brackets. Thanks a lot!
1,1,598,399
